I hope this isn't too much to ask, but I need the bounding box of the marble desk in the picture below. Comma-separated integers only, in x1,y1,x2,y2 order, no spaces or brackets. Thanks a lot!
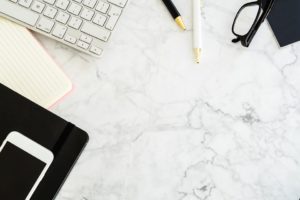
35,0,300,199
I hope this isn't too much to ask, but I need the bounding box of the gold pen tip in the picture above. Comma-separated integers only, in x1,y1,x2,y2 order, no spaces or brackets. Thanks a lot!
175,17,186,30
194,48,201,64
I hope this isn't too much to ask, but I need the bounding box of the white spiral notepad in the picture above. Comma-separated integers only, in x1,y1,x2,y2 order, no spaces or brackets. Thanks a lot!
0,18,72,108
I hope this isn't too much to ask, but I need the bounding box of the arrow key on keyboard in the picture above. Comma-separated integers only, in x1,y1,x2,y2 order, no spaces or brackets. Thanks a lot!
90,45,102,56
77,40,89,49
80,34,92,43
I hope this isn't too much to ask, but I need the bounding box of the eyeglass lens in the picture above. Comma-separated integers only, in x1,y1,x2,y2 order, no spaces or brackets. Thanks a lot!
233,4,261,36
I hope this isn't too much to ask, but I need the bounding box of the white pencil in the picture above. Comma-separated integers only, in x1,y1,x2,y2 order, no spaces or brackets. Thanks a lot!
193,0,202,64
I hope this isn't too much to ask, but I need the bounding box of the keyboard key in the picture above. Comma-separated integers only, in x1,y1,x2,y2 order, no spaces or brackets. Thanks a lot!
80,8,94,21
64,34,77,43
52,24,67,38
77,41,89,49
44,6,57,18
83,0,97,8
0,0,39,26
90,45,102,55
19,0,33,8
92,13,106,26
96,1,110,13
81,22,110,41
43,0,55,5
106,5,121,30
56,0,70,10
36,17,54,32
108,5,122,17
80,34,92,43
31,1,45,13
68,17,82,29
107,0,127,8
68,3,82,15
56,11,70,24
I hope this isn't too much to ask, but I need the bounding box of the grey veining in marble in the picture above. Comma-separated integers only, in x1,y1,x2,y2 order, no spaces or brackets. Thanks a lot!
34,0,300,199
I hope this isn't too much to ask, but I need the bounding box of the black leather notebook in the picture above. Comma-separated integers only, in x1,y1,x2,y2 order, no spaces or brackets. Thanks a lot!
0,84,89,200
265,0,300,47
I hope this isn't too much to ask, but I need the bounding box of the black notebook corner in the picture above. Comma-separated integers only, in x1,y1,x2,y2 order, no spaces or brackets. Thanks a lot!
0,83,89,200
265,0,300,47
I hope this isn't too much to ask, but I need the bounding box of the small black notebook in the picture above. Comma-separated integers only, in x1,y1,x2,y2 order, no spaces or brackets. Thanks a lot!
265,0,300,47
0,84,89,200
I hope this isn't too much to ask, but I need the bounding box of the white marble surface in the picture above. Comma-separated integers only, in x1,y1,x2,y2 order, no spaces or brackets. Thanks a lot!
35,0,300,199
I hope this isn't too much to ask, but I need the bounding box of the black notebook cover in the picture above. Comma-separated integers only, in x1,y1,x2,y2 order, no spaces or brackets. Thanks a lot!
0,84,89,200
265,0,300,47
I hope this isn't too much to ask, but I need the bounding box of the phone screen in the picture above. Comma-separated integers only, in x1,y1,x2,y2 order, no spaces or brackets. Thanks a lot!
0,142,46,199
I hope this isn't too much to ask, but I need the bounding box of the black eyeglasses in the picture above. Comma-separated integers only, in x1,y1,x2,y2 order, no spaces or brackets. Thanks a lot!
232,0,275,47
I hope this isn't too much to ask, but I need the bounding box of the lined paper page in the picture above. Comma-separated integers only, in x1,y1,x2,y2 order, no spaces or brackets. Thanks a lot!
0,18,72,108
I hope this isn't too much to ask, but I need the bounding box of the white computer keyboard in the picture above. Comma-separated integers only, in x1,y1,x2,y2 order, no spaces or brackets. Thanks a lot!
0,0,128,57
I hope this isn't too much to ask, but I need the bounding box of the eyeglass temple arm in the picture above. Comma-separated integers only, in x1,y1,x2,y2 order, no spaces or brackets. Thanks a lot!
232,38,241,43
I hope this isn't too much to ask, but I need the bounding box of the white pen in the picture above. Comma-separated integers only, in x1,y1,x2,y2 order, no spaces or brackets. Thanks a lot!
193,0,203,64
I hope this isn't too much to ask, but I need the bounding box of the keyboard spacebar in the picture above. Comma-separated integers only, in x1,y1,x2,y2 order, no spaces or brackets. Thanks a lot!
0,1,39,26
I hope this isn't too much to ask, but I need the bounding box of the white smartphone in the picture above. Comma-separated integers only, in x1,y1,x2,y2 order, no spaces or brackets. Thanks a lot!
0,131,54,200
